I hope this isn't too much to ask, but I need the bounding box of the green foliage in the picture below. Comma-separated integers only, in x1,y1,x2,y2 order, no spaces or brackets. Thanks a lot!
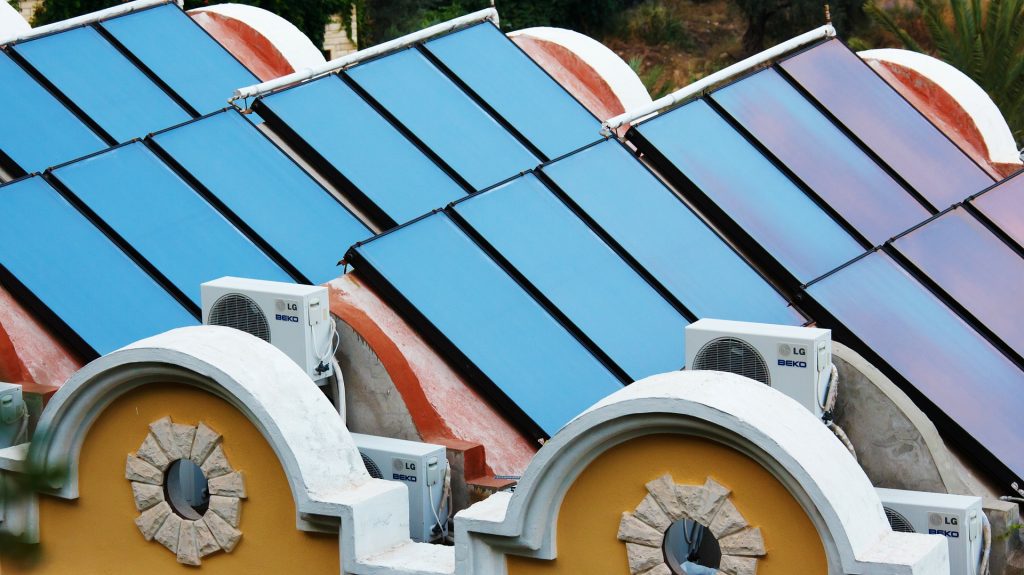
622,1,693,49
628,55,675,98
733,0,864,54
865,0,1024,143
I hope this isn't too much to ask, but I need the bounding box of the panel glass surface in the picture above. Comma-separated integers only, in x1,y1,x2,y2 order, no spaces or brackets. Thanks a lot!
151,111,371,284
633,99,863,282
542,140,804,325
780,39,993,208
100,3,258,115
424,23,600,160
51,143,292,305
352,212,622,435
257,75,465,224
13,26,190,142
712,68,929,245
971,174,1024,250
0,51,105,174
346,49,539,190
0,177,197,355
806,252,1024,483
892,209,1024,354
453,174,687,379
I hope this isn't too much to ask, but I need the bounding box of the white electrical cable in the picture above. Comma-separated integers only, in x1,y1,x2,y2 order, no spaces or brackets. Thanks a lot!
980,513,991,575
821,363,857,459
428,463,451,541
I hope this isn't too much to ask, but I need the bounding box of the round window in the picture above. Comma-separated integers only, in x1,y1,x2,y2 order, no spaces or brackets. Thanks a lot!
663,519,722,575
163,459,210,520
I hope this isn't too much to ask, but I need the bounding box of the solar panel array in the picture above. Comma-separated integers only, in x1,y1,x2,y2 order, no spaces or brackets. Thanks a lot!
2,5,1022,487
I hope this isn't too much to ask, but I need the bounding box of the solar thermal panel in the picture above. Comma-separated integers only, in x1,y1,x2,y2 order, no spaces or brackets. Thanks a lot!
423,22,600,160
99,3,258,115
50,142,293,305
452,173,687,380
255,75,466,226
346,48,539,191
0,176,197,356
12,25,190,142
347,212,623,437
711,67,930,245
541,140,805,325
630,98,864,283
805,251,1024,487
970,174,1024,251
892,208,1024,356
0,51,106,175
779,39,993,209
150,110,371,285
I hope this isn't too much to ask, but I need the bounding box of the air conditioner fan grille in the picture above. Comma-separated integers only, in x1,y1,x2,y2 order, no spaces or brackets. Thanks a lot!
692,337,771,385
884,507,916,533
360,451,383,479
208,293,271,343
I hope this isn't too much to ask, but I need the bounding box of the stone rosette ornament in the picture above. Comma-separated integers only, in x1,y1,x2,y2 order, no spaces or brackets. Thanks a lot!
126,417,246,565
617,474,765,575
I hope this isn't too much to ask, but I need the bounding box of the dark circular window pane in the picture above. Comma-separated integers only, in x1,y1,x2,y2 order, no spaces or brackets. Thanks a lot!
663,519,722,575
164,459,210,520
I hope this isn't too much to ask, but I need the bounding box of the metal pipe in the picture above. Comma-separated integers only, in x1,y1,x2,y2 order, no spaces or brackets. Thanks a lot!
0,0,179,46
231,7,499,104
600,24,836,136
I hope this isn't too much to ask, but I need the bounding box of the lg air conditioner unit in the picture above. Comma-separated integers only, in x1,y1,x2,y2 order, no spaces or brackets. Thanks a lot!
352,433,448,543
684,319,832,418
877,488,983,575
201,277,334,383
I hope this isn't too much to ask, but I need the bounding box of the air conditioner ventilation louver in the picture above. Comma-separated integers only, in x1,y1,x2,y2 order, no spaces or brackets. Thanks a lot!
884,506,916,533
207,293,271,343
692,337,771,385
360,451,383,479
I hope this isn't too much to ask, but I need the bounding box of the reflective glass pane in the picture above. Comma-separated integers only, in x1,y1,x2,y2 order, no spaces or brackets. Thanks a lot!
13,26,190,142
632,99,864,282
346,49,539,190
424,23,600,159
807,252,1024,483
542,140,804,325
453,174,687,379
100,3,258,115
0,51,105,174
780,39,992,208
51,143,292,305
0,177,197,355
893,209,1024,354
257,75,465,224
971,174,1024,250
712,68,929,245
151,111,370,285
352,212,622,436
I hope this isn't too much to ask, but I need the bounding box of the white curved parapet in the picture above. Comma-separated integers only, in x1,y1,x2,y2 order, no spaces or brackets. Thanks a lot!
860,48,1021,166
0,0,30,38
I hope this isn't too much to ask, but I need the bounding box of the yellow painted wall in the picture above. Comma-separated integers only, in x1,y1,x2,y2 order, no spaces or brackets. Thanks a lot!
4,383,339,575
507,434,827,574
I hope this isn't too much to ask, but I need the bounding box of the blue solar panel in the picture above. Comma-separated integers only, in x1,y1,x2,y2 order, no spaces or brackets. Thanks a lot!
12,25,190,142
349,212,622,436
346,48,539,190
256,75,466,225
0,176,197,355
452,173,687,380
423,23,600,160
99,3,258,115
50,143,293,305
0,51,106,175
542,140,805,325
711,68,930,245
631,99,864,282
150,110,370,285
806,252,1024,485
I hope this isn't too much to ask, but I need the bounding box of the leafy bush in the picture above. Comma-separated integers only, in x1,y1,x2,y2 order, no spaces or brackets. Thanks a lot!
733,0,865,54
622,1,693,49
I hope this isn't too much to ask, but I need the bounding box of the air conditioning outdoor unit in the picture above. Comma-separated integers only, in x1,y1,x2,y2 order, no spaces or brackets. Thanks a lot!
201,277,334,383
352,433,448,543
877,488,983,575
684,319,832,418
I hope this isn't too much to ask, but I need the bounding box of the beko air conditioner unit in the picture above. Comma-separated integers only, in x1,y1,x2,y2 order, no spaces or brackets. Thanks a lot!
352,433,448,543
201,277,334,383
684,319,832,418
877,488,983,575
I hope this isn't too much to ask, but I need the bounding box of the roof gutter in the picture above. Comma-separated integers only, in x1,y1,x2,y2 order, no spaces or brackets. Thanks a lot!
230,7,499,105
0,0,180,46
600,24,836,136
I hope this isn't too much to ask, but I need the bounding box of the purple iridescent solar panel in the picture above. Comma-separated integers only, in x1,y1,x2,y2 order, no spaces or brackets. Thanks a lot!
893,208,1024,355
971,174,1024,250
806,252,1024,485
780,40,993,209
712,67,929,245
